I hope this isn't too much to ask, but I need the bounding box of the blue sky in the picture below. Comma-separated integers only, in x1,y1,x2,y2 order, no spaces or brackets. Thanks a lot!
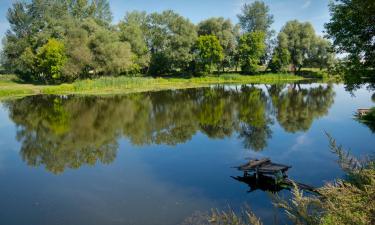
0,0,330,43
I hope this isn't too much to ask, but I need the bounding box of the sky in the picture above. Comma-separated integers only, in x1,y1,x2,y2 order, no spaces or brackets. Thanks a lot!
0,0,330,45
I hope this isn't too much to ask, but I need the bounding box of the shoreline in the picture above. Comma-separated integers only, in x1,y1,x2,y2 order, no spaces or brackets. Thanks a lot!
0,73,307,100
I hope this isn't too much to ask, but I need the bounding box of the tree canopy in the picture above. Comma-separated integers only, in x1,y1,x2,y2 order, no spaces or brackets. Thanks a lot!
325,0,375,70
0,0,339,82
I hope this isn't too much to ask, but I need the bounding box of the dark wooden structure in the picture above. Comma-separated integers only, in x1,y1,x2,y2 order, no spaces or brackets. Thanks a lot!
234,158,291,178
233,158,318,194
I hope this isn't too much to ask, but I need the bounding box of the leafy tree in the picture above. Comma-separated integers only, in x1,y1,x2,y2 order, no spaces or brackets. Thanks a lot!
268,32,290,72
325,0,375,70
237,1,274,33
65,0,112,25
62,24,93,79
307,37,336,70
1,0,129,82
279,20,316,72
146,10,197,75
87,22,134,75
194,35,224,74
197,17,239,71
238,31,266,74
119,11,150,72
237,1,274,64
36,38,67,82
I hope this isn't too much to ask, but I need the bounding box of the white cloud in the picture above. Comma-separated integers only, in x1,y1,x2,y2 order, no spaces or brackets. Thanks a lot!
291,134,312,150
302,0,311,9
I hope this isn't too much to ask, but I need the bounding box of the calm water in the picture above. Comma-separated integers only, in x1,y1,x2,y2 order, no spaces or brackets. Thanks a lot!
0,83,374,225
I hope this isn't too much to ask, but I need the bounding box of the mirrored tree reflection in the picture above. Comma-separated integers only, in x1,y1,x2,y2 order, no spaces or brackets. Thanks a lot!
268,83,335,133
4,83,335,173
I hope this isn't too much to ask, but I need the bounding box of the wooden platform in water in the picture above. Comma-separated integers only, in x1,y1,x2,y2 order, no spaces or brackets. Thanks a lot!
357,108,371,117
235,158,291,175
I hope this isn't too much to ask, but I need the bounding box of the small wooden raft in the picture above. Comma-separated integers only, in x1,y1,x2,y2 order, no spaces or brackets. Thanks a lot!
234,158,291,176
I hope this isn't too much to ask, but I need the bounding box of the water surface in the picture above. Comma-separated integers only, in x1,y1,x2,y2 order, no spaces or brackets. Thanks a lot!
0,83,374,225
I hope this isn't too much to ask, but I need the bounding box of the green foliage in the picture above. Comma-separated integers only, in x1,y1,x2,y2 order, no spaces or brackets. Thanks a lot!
147,10,197,75
273,183,322,225
1,0,130,83
325,0,375,71
268,33,290,72
1,0,336,83
197,17,240,71
307,37,336,71
36,39,67,82
238,31,266,74
195,35,224,74
210,208,263,225
118,11,150,72
237,1,274,33
274,135,375,225
278,20,316,72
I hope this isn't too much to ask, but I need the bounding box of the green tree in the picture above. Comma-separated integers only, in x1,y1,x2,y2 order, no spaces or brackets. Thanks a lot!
119,11,150,72
82,19,134,76
65,0,112,25
325,0,375,70
36,38,67,82
237,1,274,33
146,10,197,75
197,17,239,72
268,32,290,72
279,20,316,72
237,1,274,64
195,35,224,74
238,31,266,74
1,0,125,82
307,37,336,70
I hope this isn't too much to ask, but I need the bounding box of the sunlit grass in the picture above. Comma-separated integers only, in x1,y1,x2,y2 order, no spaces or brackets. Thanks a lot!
0,73,305,99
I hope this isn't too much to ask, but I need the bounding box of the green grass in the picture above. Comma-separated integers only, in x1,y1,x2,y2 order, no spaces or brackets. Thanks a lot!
0,73,305,99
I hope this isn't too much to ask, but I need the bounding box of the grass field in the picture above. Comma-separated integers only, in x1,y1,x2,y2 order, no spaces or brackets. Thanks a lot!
0,73,306,100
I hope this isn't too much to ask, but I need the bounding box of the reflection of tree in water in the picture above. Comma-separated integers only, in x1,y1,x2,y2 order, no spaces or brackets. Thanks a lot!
269,84,335,133
6,96,121,174
237,85,272,151
5,84,335,173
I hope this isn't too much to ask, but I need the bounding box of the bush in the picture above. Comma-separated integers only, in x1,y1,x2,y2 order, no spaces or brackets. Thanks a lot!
36,39,67,83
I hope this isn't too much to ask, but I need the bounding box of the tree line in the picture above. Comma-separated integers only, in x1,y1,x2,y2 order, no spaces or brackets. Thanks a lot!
1,0,336,83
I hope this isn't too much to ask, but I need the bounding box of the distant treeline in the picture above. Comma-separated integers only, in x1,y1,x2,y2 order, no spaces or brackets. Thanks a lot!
0,0,370,84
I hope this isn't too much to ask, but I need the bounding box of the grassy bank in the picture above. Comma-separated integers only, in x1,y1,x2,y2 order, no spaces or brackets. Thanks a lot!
0,73,305,100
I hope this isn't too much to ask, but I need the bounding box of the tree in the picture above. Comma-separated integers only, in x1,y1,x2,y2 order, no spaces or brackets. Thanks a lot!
307,37,336,70
87,21,134,75
237,1,274,33
1,0,127,82
279,20,316,72
194,35,224,74
237,1,274,65
36,38,67,82
268,32,290,72
325,0,375,70
237,31,266,74
146,10,197,75
197,17,239,71
65,0,112,25
119,11,150,72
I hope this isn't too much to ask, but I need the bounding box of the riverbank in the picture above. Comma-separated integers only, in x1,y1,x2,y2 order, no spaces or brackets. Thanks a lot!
0,73,305,100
